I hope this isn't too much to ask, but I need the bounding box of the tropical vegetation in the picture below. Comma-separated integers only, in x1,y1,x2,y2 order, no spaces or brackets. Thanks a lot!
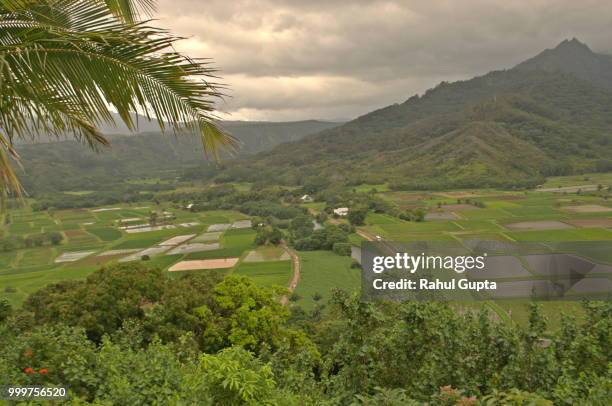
1,264,610,404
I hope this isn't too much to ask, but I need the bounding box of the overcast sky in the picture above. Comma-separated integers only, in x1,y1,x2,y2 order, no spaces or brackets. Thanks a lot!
157,0,612,122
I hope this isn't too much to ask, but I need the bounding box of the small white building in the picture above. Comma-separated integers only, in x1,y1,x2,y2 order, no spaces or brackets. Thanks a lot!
300,194,313,202
333,207,349,216
186,203,194,210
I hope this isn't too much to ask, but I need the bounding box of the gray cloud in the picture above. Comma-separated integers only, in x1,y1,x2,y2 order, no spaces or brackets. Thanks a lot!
157,0,612,121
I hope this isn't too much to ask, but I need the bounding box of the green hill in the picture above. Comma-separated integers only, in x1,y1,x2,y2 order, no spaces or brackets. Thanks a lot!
220,40,612,189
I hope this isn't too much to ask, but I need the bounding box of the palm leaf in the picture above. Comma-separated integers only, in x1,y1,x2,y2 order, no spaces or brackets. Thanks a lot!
0,0,235,202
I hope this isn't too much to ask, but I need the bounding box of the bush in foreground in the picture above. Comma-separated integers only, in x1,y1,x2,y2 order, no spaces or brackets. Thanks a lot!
1,264,610,404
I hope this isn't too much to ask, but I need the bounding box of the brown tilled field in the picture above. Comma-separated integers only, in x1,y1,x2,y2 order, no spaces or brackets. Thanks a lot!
505,221,574,231
64,229,86,238
440,204,475,211
562,205,612,213
168,258,239,272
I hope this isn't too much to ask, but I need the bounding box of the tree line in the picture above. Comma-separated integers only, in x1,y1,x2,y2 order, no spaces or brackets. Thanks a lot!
0,232,63,252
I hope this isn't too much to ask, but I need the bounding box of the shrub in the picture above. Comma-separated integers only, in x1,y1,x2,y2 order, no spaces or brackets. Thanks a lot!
348,208,367,226
332,242,352,256
350,260,362,269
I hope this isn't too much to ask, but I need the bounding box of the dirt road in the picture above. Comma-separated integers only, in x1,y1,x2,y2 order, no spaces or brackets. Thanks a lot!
356,229,375,241
280,242,300,306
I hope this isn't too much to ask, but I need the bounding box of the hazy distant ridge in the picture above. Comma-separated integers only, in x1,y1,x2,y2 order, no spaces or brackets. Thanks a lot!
14,119,340,193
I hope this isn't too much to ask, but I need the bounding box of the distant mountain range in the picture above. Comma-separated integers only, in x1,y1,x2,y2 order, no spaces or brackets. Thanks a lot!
17,117,340,155
222,39,612,189
14,120,340,193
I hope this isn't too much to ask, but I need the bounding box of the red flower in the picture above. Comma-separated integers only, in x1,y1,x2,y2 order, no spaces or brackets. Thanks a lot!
23,367,35,375
38,368,49,375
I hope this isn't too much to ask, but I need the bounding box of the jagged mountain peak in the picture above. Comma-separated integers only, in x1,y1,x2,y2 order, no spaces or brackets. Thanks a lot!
554,38,593,53
513,38,612,89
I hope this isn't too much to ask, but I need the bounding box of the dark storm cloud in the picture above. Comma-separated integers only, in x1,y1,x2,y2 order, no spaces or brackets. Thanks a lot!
158,0,612,120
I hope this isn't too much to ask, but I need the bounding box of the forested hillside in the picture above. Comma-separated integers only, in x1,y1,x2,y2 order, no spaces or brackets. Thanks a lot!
14,120,339,194
220,40,612,189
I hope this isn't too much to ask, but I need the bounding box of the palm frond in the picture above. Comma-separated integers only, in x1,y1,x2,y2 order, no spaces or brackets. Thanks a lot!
0,131,23,203
0,0,235,202
103,0,156,23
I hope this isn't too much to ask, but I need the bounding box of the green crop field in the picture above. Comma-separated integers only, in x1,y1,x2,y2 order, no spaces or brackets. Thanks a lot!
356,181,612,327
294,251,361,311
86,227,123,241
234,260,292,288
184,246,247,260
222,228,257,249
541,172,612,188
365,212,402,224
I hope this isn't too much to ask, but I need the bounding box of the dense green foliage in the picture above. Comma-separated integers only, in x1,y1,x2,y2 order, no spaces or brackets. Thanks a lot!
23,264,288,352
255,225,283,245
348,208,367,226
515,38,612,90
0,231,62,251
0,264,609,404
293,225,350,251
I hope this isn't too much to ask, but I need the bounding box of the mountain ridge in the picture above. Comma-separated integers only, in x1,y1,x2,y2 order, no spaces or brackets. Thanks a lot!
514,38,612,90
219,39,612,189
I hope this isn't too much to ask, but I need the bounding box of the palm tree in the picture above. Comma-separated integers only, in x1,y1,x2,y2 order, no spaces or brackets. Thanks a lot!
0,0,236,202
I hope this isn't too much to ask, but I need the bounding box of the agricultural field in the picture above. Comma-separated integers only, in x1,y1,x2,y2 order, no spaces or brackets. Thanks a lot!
358,174,612,327
371,181,612,244
0,203,277,307
294,251,360,311
234,260,292,288
540,172,612,189
2,172,611,328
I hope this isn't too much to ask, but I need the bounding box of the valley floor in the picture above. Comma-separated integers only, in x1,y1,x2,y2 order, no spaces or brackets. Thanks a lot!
1,172,611,329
